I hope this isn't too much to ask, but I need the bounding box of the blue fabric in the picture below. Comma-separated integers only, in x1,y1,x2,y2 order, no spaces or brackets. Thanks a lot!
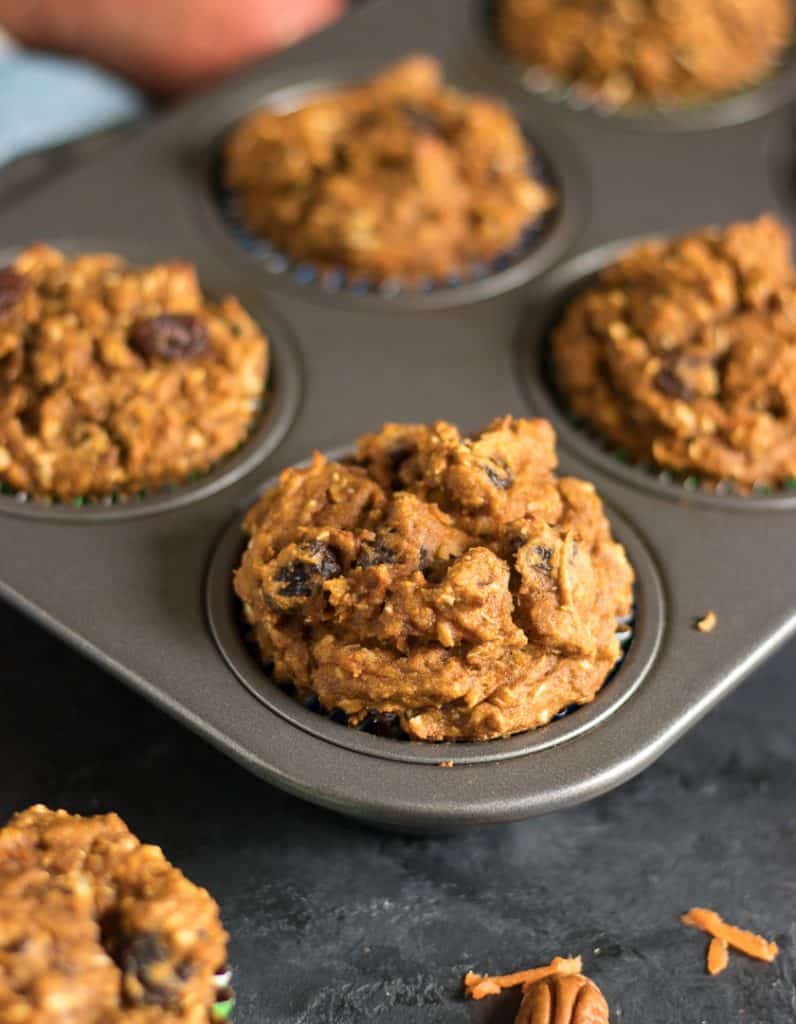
0,49,147,166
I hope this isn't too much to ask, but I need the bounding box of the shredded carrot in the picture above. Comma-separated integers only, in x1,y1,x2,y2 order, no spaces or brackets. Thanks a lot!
464,955,582,1000
681,908,778,962
707,937,729,975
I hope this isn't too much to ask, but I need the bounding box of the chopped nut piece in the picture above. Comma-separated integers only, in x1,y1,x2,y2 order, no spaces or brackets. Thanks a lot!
707,937,729,975
681,907,779,963
516,972,609,1024
464,955,582,1000
695,611,717,633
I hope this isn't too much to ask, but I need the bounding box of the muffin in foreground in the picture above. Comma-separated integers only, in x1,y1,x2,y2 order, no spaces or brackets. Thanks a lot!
0,804,230,1023
553,215,796,490
497,0,792,109
0,246,268,502
234,416,633,742
223,55,555,283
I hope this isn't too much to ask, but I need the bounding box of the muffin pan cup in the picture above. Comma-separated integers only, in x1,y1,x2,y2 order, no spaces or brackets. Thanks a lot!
1,0,795,829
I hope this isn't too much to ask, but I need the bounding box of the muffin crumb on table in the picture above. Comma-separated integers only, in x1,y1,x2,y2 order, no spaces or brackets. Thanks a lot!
553,215,796,491
497,0,793,108
0,245,268,502
0,804,229,1023
234,416,633,742
223,55,555,283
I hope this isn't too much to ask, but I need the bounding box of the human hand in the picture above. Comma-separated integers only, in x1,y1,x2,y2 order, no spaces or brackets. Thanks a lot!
0,0,345,94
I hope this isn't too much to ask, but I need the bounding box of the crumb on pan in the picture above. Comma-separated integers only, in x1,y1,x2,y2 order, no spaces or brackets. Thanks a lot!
695,611,717,633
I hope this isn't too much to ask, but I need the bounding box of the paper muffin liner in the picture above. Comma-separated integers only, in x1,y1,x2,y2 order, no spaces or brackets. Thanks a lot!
211,968,235,1023
214,155,557,299
241,608,635,741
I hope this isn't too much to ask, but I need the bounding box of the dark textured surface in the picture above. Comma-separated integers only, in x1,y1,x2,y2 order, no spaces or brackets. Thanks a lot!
1,600,793,1022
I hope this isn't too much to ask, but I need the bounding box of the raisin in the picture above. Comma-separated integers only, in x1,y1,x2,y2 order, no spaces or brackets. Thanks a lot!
0,268,26,314
653,368,691,400
275,542,341,597
399,104,443,137
275,561,313,598
129,315,209,361
360,711,405,739
484,459,513,489
356,539,396,568
307,540,342,579
388,445,413,472
533,545,554,572
117,932,176,1006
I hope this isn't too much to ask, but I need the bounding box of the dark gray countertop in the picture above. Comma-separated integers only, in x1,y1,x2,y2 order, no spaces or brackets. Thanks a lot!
1,601,793,1023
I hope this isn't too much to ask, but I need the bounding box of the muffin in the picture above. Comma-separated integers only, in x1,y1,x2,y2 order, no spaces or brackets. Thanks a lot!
0,245,269,502
223,55,555,283
234,416,634,742
0,804,231,1023
497,0,792,108
553,215,796,489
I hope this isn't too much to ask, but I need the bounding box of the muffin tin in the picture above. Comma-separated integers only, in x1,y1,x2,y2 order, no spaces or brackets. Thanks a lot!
0,0,795,829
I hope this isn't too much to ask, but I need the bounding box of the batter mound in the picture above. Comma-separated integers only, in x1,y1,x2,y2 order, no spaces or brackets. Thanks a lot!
234,417,633,742
223,56,555,283
0,245,268,501
553,215,796,489
0,805,229,1023
497,0,792,108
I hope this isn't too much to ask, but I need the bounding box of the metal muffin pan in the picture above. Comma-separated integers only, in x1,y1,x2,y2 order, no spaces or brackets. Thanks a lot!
0,0,795,830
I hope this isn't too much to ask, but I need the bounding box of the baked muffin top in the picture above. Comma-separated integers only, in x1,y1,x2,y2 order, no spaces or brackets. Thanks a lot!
234,416,633,742
0,804,228,1023
224,55,555,283
498,0,792,108
0,246,268,502
553,215,796,489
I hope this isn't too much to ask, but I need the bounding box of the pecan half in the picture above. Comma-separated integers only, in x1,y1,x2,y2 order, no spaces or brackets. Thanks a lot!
515,973,609,1024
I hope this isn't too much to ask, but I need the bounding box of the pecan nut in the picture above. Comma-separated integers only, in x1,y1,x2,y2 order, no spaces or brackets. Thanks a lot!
515,973,609,1024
